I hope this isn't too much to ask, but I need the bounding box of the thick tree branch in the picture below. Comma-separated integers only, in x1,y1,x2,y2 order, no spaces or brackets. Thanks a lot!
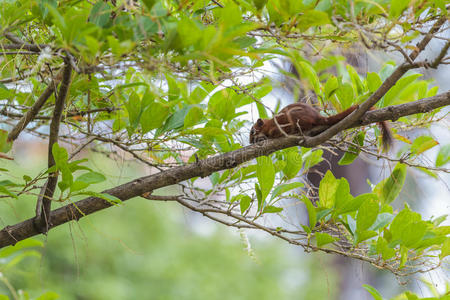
0,93,448,248
34,62,72,233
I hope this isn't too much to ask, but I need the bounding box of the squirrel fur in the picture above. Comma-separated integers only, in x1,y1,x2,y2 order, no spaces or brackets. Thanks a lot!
249,103,392,151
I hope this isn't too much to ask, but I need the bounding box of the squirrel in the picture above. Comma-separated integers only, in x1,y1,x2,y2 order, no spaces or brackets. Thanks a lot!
249,103,392,150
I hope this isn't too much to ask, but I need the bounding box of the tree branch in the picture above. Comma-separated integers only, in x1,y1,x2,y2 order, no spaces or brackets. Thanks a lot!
0,92,448,248
7,70,63,142
34,62,72,233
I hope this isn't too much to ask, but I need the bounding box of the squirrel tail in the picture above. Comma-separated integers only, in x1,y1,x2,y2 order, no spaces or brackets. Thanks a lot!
378,120,393,152
324,105,358,126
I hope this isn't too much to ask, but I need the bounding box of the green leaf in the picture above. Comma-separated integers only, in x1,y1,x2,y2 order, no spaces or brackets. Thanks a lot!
334,177,352,210
362,284,383,300
36,291,60,300
256,156,275,203
140,0,156,11
80,191,122,205
302,149,323,171
436,144,450,167
338,131,365,165
390,0,411,18
52,143,68,167
76,172,106,185
376,163,407,204
298,61,321,95
324,75,339,98
376,237,396,260
389,205,427,247
301,196,317,229
0,239,43,258
356,198,379,232
263,205,283,213
252,0,268,11
255,183,263,211
0,186,17,199
411,136,438,155
383,74,422,106
296,10,330,31
184,106,204,128
0,130,12,153
256,102,269,120
369,213,394,231
346,65,364,94
125,92,142,130
141,103,170,133
440,238,450,259
319,170,338,208
70,181,89,192
399,245,408,267
283,150,303,179
165,74,181,101
367,72,382,93
336,193,376,215
270,182,304,201
89,1,111,28
355,230,377,244
335,83,354,110
316,232,337,247
240,195,252,214
157,106,191,135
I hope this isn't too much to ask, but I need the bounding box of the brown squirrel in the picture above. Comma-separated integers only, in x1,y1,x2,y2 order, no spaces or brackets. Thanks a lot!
249,103,392,150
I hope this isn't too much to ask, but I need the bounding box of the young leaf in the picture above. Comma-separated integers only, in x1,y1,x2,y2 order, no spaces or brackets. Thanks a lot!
436,144,450,167
283,150,302,179
183,106,204,128
319,170,338,208
356,198,379,232
302,149,323,171
0,186,17,199
411,136,438,155
270,182,304,201
440,238,450,259
240,195,252,214
76,172,106,185
301,195,317,230
256,156,275,202
52,143,68,167
369,213,394,231
375,163,406,205
366,72,382,93
355,230,377,244
141,103,170,133
362,284,383,300
263,205,283,213
80,191,122,205
316,232,337,247
336,193,376,215
376,237,396,260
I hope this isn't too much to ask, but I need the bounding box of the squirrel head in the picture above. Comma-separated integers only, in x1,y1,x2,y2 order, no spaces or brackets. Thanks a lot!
249,118,268,144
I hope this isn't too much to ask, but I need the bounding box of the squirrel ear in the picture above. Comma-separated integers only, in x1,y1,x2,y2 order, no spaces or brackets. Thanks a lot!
256,118,264,126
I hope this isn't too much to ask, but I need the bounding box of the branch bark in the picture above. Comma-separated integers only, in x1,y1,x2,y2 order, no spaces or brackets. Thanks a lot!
34,62,72,233
0,92,448,248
